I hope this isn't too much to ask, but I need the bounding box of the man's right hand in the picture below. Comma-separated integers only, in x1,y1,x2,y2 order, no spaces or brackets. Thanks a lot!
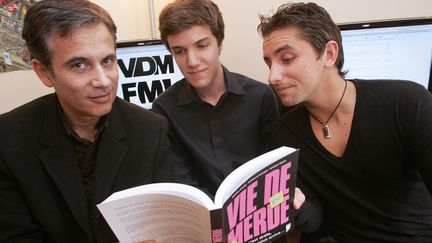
293,187,306,210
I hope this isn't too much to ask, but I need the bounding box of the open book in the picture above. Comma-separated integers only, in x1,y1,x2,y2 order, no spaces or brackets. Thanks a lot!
97,146,299,243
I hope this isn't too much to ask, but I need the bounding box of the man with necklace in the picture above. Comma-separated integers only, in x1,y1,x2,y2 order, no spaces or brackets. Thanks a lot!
259,2,432,242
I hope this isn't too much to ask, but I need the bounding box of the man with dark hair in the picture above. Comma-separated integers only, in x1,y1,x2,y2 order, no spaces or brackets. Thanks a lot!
259,2,432,242
0,0,173,242
154,0,279,197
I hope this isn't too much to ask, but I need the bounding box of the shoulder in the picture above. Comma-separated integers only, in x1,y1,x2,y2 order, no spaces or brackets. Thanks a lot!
270,105,305,130
230,71,272,90
153,78,186,105
269,105,308,144
113,97,168,127
226,70,275,102
0,94,54,129
352,79,432,116
0,94,56,148
353,79,427,98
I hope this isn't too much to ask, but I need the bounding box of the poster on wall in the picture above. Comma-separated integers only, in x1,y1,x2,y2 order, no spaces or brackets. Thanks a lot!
0,0,35,73
116,40,184,110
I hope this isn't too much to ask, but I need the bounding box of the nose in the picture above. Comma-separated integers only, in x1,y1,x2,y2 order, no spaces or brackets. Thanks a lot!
91,65,111,88
268,63,283,86
186,49,199,67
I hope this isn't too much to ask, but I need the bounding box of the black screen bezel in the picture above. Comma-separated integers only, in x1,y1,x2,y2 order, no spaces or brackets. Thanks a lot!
338,17,432,92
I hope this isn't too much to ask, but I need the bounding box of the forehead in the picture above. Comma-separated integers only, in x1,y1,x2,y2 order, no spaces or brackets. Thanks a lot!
263,27,301,48
263,27,313,55
49,23,115,60
167,24,215,46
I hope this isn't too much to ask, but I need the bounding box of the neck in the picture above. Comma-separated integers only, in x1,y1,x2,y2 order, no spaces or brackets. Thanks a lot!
197,86,226,106
306,76,348,122
195,65,226,106
309,80,348,139
65,113,101,142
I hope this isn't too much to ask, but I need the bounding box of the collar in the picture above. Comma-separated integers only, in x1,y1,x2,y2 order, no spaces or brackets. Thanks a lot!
56,96,109,143
177,65,246,106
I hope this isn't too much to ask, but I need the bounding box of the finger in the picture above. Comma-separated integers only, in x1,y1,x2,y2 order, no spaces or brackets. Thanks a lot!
293,187,306,210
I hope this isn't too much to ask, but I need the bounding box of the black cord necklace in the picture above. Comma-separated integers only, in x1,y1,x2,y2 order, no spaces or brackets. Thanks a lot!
309,80,347,139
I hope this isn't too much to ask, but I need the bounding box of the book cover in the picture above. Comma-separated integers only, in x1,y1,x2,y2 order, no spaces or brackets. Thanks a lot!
219,150,298,243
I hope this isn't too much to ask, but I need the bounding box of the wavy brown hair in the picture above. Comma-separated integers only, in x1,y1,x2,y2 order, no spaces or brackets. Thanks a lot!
159,0,225,51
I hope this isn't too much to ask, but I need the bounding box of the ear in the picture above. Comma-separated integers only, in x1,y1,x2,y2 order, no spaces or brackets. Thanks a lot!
323,40,339,67
31,59,54,88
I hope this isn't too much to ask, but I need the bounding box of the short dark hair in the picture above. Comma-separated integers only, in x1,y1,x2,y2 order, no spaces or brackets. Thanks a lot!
159,0,225,51
257,2,346,77
22,0,117,69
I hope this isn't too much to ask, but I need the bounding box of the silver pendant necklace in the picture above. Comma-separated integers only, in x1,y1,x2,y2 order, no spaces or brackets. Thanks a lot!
309,80,347,139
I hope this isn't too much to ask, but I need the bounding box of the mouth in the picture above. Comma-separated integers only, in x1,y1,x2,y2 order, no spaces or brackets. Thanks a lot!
89,93,112,104
188,68,206,75
273,83,294,93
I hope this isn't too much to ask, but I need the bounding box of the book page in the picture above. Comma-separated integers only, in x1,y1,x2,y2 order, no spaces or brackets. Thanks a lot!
101,183,216,209
98,183,216,242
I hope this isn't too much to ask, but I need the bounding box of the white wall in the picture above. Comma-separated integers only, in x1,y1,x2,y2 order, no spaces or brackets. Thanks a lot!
1,0,431,113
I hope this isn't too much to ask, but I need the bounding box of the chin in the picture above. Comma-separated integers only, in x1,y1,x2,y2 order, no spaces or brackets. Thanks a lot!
189,80,209,90
92,104,113,117
280,97,299,107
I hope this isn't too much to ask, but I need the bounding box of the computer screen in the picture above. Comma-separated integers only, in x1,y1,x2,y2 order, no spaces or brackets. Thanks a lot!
116,39,183,109
339,17,432,92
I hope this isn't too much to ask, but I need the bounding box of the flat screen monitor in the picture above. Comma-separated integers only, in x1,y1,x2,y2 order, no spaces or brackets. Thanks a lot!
338,17,432,92
116,39,183,109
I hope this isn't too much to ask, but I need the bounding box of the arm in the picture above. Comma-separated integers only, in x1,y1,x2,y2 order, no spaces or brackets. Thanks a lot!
152,104,207,193
292,187,323,233
260,86,280,153
150,117,175,183
402,86,432,194
0,159,44,243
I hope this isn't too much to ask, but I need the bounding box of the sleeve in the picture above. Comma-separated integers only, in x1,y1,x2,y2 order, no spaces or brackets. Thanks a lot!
169,128,214,195
259,85,281,154
152,102,209,194
150,116,175,183
402,85,432,195
293,179,323,233
0,159,44,242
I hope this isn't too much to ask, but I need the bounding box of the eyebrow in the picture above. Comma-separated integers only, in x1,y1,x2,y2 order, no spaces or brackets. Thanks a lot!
274,44,293,55
63,53,116,67
170,37,211,50
263,43,293,61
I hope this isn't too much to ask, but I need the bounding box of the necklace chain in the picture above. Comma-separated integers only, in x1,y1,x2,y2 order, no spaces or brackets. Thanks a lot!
309,80,348,139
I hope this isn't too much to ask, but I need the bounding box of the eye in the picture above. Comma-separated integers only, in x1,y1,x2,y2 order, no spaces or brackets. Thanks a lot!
282,55,294,64
197,43,208,49
102,56,116,67
172,48,185,55
71,62,89,72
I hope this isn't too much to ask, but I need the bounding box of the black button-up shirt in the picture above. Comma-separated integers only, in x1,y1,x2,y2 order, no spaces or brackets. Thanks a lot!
152,66,279,196
59,104,108,225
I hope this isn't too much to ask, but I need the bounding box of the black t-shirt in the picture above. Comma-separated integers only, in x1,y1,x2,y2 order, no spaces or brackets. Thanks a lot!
270,79,432,242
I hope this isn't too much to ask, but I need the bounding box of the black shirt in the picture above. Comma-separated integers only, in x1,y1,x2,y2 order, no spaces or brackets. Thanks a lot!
152,66,279,196
270,80,432,242
59,103,108,239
